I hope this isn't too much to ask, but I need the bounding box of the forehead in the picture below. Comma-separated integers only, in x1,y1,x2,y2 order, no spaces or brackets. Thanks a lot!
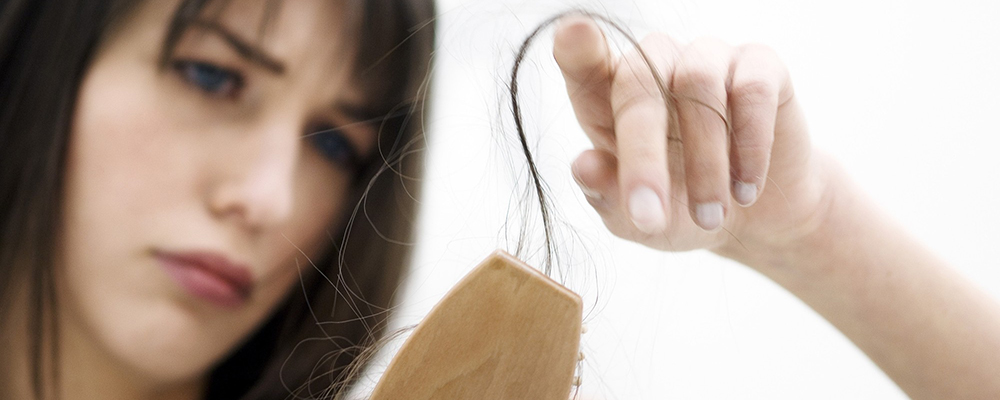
206,0,352,69
217,1,344,50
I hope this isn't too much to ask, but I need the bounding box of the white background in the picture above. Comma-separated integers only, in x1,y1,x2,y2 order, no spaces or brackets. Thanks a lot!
367,0,1000,399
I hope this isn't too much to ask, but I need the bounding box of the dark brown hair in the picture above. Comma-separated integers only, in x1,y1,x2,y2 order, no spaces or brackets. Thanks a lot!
0,0,434,399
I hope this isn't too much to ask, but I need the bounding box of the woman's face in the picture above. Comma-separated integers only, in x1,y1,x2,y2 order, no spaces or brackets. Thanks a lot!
60,0,370,383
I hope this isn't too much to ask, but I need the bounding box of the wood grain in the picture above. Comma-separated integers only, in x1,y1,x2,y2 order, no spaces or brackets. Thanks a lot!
371,250,583,400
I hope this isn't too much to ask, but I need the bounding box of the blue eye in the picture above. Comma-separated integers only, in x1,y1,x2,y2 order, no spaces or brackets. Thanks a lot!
173,60,242,97
308,125,361,168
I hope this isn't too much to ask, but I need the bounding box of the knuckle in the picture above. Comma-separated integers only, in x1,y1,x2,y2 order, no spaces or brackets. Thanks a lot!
671,60,725,96
730,117,776,148
730,78,778,104
613,57,659,91
612,90,660,119
672,66,718,92
736,43,791,87
611,66,664,114
612,33,676,99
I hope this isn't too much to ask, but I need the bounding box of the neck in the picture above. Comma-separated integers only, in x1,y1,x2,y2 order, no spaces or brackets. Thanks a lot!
1,281,205,400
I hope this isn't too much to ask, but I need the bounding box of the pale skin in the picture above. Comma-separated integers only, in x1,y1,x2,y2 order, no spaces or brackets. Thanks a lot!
553,15,1000,399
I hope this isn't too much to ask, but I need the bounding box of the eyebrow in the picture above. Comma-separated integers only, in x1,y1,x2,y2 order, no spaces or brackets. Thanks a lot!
188,19,286,75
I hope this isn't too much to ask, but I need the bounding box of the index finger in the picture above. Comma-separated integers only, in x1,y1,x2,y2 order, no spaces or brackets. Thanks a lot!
553,15,616,151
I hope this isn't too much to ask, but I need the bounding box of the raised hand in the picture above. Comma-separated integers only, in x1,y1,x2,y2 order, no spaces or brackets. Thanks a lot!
552,16,1000,400
553,15,830,254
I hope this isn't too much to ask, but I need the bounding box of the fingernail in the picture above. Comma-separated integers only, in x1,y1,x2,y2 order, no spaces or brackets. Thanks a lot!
695,202,724,231
572,170,603,200
581,186,603,201
733,182,758,206
628,187,666,234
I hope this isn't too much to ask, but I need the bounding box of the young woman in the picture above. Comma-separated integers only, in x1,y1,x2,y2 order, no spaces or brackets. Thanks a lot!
1,1,998,400
1,0,434,398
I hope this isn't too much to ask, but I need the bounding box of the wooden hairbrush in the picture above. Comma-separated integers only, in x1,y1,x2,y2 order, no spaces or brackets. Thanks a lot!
370,250,583,399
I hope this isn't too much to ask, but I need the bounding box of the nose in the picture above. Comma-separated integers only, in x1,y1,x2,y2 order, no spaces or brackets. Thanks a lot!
208,123,299,232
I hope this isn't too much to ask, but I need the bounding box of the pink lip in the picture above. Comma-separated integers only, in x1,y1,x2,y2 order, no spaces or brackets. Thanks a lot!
154,249,255,309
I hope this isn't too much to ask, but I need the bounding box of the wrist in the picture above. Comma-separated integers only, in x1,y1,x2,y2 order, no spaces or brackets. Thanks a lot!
712,150,851,277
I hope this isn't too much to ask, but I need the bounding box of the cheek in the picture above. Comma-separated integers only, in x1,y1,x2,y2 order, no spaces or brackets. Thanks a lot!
62,53,204,294
63,57,193,282
74,92,177,207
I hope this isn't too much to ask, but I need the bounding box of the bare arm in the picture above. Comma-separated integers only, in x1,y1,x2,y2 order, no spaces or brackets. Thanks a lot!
718,153,1000,399
553,14,1000,398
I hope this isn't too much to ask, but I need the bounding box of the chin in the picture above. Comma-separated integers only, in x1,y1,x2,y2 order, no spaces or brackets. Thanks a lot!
77,291,247,383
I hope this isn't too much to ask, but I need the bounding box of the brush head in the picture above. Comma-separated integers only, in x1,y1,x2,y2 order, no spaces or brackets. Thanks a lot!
371,250,583,400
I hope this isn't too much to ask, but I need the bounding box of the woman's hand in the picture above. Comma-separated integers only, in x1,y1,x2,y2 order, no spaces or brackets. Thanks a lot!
552,16,1000,400
553,15,831,254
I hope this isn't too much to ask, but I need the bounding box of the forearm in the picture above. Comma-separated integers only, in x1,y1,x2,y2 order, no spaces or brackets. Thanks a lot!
718,160,1000,399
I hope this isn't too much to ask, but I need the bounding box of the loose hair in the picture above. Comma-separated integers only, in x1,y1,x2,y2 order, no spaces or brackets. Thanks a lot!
0,0,435,399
